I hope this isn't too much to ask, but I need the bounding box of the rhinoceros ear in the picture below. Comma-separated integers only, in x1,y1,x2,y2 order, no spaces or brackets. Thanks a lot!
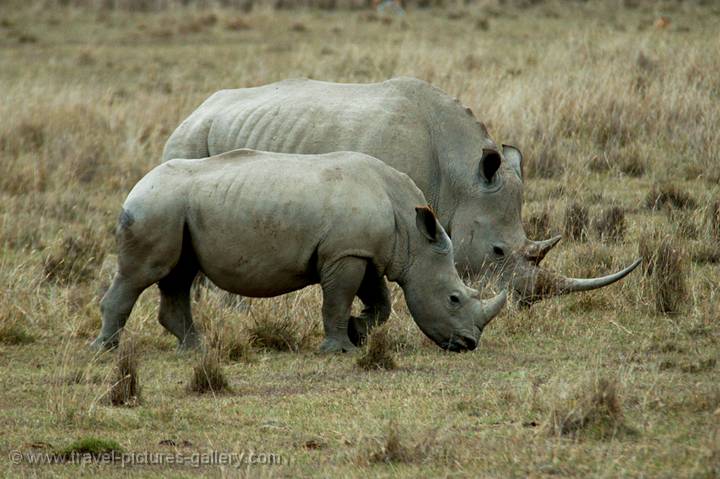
415,205,439,242
502,144,523,181
480,149,502,184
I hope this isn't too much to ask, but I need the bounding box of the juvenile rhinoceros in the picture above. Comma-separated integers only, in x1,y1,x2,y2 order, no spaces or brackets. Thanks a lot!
92,149,507,352
162,77,640,305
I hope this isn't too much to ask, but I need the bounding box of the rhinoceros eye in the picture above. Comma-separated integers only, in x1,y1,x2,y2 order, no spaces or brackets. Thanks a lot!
493,246,505,257
448,294,462,309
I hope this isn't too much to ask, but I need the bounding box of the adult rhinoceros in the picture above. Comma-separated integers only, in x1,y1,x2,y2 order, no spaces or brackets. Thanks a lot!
93,149,507,352
162,77,640,304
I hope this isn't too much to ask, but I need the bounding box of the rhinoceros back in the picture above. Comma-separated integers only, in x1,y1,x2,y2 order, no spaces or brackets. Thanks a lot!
162,78,436,194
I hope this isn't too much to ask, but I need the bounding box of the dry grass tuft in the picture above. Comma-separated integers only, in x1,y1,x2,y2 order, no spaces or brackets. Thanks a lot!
617,154,646,178
645,184,697,211
706,199,720,241
690,243,720,265
545,376,634,440
247,311,315,352
378,314,422,353
225,17,251,30
700,432,720,478
197,13,218,27
43,233,103,285
290,21,307,32
524,207,553,240
370,421,420,463
572,244,615,278
57,437,123,460
679,358,717,374
638,233,660,277
475,17,489,30
7,121,45,151
604,143,647,178
0,301,35,345
587,155,610,173
178,13,217,34
671,211,699,240
564,203,589,241
0,322,35,345
205,320,255,363
61,368,102,386
650,237,688,314
593,206,626,243
527,141,562,179
356,322,396,371
188,349,230,394
359,421,447,466
105,339,141,407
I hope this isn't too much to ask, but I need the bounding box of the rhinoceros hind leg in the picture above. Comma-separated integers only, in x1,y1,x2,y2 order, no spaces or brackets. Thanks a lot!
348,268,391,346
318,256,367,353
92,273,144,350
158,240,201,350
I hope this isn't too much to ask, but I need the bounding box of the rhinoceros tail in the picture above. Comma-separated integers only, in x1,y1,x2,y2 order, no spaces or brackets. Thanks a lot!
158,221,201,294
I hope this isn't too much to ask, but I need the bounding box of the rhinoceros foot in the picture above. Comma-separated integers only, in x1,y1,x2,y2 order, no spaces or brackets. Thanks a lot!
176,333,203,352
318,337,357,354
90,335,119,351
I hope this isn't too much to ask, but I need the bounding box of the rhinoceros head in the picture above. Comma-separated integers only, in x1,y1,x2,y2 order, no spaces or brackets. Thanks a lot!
448,145,640,305
399,206,507,352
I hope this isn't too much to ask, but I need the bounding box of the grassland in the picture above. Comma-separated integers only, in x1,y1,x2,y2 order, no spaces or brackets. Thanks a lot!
1,0,719,476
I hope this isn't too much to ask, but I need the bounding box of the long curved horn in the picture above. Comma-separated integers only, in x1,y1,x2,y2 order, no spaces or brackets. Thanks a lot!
556,258,642,293
512,258,643,306
475,289,508,329
524,235,562,265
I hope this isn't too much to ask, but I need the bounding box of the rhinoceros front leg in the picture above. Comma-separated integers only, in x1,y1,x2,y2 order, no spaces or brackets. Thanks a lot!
348,269,391,346
318,256,367,353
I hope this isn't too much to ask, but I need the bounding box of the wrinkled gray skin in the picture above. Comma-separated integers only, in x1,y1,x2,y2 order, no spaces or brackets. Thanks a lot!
162,77,640,305
92,150,507,352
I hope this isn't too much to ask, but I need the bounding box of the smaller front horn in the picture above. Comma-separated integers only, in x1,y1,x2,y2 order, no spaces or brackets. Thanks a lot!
524,235,562,265
475,289,508,330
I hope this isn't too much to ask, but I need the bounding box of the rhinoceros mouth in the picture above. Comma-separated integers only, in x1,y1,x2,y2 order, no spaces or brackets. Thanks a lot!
441,335,478,352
